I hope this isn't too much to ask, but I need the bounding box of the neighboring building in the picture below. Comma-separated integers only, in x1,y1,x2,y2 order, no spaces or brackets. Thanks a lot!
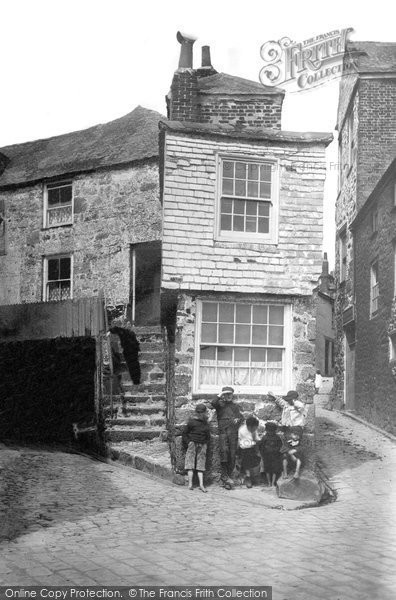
349,159,396,434
160,33,332,453
0,106,163,324
314,253,336,377
334,41,396,419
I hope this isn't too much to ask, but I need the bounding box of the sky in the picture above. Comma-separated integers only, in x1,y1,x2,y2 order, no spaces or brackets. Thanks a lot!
1,0,394,267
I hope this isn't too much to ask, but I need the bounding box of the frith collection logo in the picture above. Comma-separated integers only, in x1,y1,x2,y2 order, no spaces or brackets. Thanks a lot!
259,28,354,92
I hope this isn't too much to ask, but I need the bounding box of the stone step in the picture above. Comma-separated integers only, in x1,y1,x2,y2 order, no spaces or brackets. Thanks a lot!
123,382,165,394
107,428,164,442
123,393,166,403
109,415,166,428
138,341,165,352
121,403,166,415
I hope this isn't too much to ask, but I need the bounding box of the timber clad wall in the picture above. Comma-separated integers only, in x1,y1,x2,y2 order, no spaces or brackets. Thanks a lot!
0,164,161,305
162,133,326,295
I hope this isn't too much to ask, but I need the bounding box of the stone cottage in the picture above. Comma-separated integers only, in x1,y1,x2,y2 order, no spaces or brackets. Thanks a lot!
159,34,332,470
333,41,396,423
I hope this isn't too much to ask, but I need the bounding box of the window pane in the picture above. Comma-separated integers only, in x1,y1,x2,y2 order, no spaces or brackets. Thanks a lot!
267,348,283,362
236,304,251,323
47,282,60,301
222,178,233,195
221,198,233,213
219,324,234,343
60,186,72,204
251,347,266,363
235,180,246,196
235,162,246,178
202,302,217,322
248,163,259,180
258,218,269,234
60,281,71,300
258,203,270,216
246,217,257,232
252,325,267,345
247,182,258,197
221,214,232,230
233,215,244,231
234,200,245,214
202,323,217,343
253,305,268,324
268,326,284,345
260,164,272,182
200,346,216,360
246,201,258,215
269,306,284,325
259,182,271,198
47,188,60,206
48,259,60,281
223,161,234,178
217,346,233,362
219,303,234,322
60,257,71,279
235,347,250,362
235,325,250,344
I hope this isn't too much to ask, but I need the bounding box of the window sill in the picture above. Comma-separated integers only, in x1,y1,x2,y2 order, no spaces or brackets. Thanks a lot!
42,223,73,230
214,238,278,251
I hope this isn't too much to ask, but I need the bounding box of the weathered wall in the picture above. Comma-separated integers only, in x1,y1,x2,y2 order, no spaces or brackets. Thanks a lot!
354,177,396,434
315,293,335,375
198,96,283,129
162,133,326,295
0,162,161,305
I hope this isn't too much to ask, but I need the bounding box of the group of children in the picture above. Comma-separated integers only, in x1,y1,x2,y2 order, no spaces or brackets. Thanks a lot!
182,386,307,491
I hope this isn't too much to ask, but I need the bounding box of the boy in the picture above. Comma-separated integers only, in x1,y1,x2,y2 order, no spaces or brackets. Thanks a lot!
259,421,282,487
210,386,244,489
238,415,260,488
281,426,303,479
182,404,210,492
268,390,307,428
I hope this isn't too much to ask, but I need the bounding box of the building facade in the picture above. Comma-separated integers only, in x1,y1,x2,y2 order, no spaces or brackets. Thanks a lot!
160,34,332,466
334,41,396,421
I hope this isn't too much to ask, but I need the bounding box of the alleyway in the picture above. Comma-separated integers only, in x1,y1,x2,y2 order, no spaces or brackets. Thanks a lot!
0,407,395,600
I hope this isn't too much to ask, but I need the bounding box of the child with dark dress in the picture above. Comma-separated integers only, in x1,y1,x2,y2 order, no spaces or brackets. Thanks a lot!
182,404,210,492
259,421,283,487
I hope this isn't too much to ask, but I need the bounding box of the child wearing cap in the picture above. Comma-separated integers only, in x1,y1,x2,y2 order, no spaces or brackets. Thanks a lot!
259,421,283,487
238,415,260,488
182,404,211,492
210,386,244,489
268,390,307,428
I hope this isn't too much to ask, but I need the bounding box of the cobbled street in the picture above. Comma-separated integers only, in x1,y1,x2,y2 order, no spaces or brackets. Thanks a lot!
1,407,395,600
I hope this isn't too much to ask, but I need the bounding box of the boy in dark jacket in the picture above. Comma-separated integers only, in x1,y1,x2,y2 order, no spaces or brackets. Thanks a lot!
183,404,210,492
210,386,244,489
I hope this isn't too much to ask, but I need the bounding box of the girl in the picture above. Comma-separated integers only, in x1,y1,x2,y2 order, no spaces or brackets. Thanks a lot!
182,404,210,492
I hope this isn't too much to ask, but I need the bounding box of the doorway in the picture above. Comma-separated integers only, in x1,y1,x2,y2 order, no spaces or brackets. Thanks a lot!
130,241,161,326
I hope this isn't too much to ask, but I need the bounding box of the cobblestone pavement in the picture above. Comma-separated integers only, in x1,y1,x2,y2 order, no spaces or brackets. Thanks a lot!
0,407,395,600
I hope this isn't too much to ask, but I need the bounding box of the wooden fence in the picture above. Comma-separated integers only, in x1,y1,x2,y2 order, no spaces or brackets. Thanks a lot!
0,297,105,342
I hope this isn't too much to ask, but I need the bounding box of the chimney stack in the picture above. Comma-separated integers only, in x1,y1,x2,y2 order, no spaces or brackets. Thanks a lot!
201,46,211,67
176,31,196,69
322,252,329,277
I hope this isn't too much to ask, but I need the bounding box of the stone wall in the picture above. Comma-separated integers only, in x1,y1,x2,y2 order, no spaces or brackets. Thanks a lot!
0,162,161,305
198,96,283,129
170,292,316,478
162,133,326,295
354,177,396,434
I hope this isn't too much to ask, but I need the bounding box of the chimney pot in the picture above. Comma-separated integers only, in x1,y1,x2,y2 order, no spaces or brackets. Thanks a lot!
201,45,212,67
176,31,197,69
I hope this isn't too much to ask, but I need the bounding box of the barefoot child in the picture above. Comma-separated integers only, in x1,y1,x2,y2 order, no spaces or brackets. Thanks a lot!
238,415,260,488
182,404,210,492
281,426,303,480
259,421,282,487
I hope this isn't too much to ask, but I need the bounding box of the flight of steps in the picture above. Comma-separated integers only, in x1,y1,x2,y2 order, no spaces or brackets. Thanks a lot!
104,326,167,443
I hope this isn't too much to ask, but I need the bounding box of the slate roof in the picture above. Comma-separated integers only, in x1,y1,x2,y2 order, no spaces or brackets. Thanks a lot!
197,72,285,96
160,120,333,145
346,41,396,73
0,106,163,188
